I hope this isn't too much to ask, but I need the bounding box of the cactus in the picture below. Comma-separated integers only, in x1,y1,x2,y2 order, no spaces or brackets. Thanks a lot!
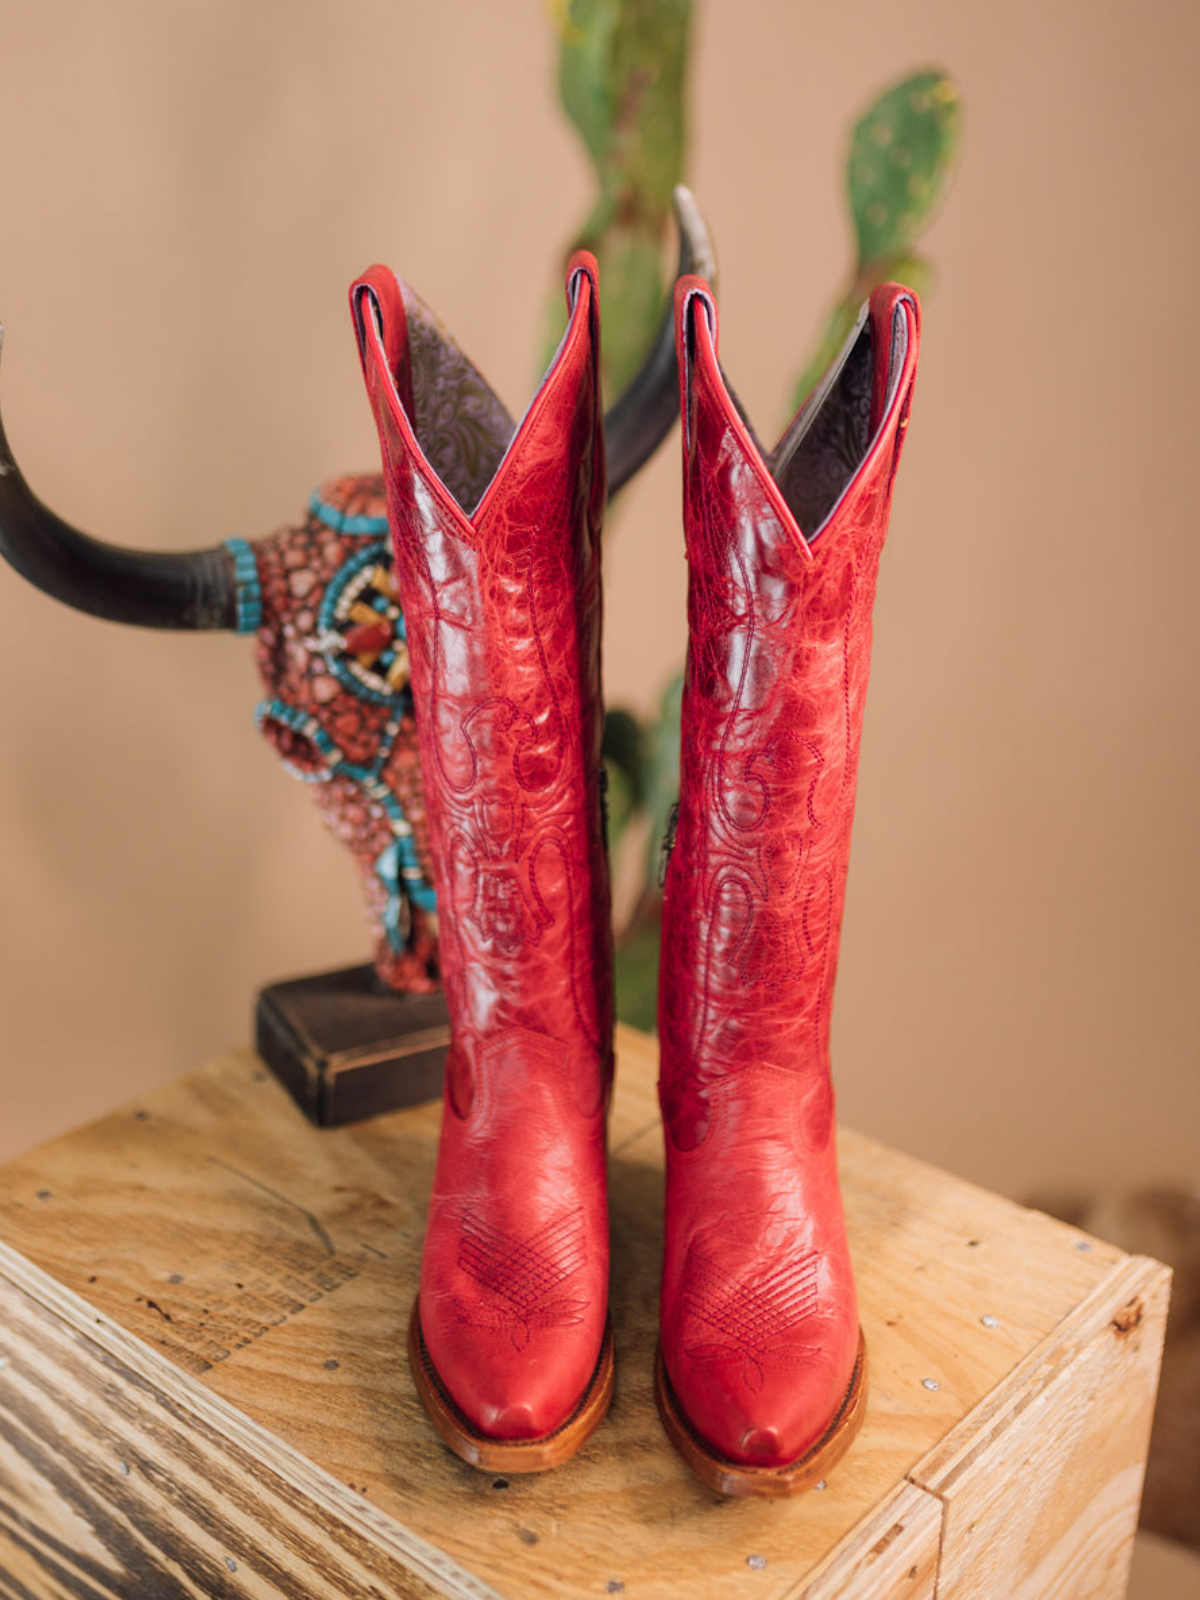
547,0,691,398
601,706,647,853
792,68,959,409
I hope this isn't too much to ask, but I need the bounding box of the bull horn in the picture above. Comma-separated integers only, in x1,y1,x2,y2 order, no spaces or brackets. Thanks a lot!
604,184,716,495
0,325,241,629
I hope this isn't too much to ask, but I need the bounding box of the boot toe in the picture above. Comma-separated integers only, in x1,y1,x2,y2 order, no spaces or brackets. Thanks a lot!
739,1426,782,1458
669,1346,858,1470
421,1307,605,1444
480,1401,539,1440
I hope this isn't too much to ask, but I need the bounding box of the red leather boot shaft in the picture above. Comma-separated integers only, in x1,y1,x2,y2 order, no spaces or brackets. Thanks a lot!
352,259,613,1444
658,278,919,1474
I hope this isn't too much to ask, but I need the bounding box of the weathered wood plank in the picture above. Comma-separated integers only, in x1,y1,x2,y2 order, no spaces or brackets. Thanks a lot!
0,1245,499,1600
799,1482,941,1600
910,1254,1171,1600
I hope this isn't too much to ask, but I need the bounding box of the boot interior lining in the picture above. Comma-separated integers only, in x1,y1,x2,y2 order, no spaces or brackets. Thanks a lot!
399,284,516,515
769,308,874,542
396,281,910,541
770,298,911,543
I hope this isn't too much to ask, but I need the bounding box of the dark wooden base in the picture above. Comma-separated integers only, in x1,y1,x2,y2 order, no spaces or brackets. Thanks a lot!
255,963,449,1126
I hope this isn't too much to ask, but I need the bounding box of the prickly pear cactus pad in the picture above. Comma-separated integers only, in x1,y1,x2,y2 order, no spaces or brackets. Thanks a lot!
792,68,959,410
849,69,959,267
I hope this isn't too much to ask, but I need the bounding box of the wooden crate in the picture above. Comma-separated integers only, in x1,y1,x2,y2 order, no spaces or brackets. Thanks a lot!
0,1028,1168,1600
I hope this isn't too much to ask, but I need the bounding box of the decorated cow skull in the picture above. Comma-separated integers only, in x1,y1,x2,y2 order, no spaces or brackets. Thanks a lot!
0,192,713,992
240,471,438,991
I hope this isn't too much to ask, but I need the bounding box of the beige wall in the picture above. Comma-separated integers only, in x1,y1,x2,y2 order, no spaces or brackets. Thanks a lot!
0,0,1197,1213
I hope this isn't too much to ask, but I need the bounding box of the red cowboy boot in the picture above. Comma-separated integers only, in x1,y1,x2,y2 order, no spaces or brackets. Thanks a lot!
655,275,920,1496
351,255,613,1471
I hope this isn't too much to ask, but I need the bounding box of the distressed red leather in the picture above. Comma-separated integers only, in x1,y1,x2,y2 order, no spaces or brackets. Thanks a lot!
351,256,612,1444
658,276,920,1471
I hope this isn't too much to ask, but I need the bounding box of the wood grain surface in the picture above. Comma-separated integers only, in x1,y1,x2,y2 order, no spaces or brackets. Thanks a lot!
912,1255,1170,1600
0,1027,1168,1600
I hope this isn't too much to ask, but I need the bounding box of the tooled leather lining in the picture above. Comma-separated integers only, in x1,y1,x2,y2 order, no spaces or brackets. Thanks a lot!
768,299,911,543
399,284,516,514
770,315,873,541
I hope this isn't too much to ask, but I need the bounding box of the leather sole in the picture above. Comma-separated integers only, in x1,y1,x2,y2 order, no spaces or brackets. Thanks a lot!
408,1301,615,1473
654,1329,868,1498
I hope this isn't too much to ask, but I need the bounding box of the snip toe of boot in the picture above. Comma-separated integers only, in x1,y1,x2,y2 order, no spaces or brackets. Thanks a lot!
739,1427,783,1458
655,1333,868,1498
410,1302,615,1473
687,1356,855,1469
467,1379,584,1444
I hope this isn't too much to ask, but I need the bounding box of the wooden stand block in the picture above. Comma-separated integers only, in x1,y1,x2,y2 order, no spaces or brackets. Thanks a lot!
255,964,449,1126
0,1029,1168,1600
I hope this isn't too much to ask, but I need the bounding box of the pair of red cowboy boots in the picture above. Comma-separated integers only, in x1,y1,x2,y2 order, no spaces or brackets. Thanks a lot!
351,243,920,1496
